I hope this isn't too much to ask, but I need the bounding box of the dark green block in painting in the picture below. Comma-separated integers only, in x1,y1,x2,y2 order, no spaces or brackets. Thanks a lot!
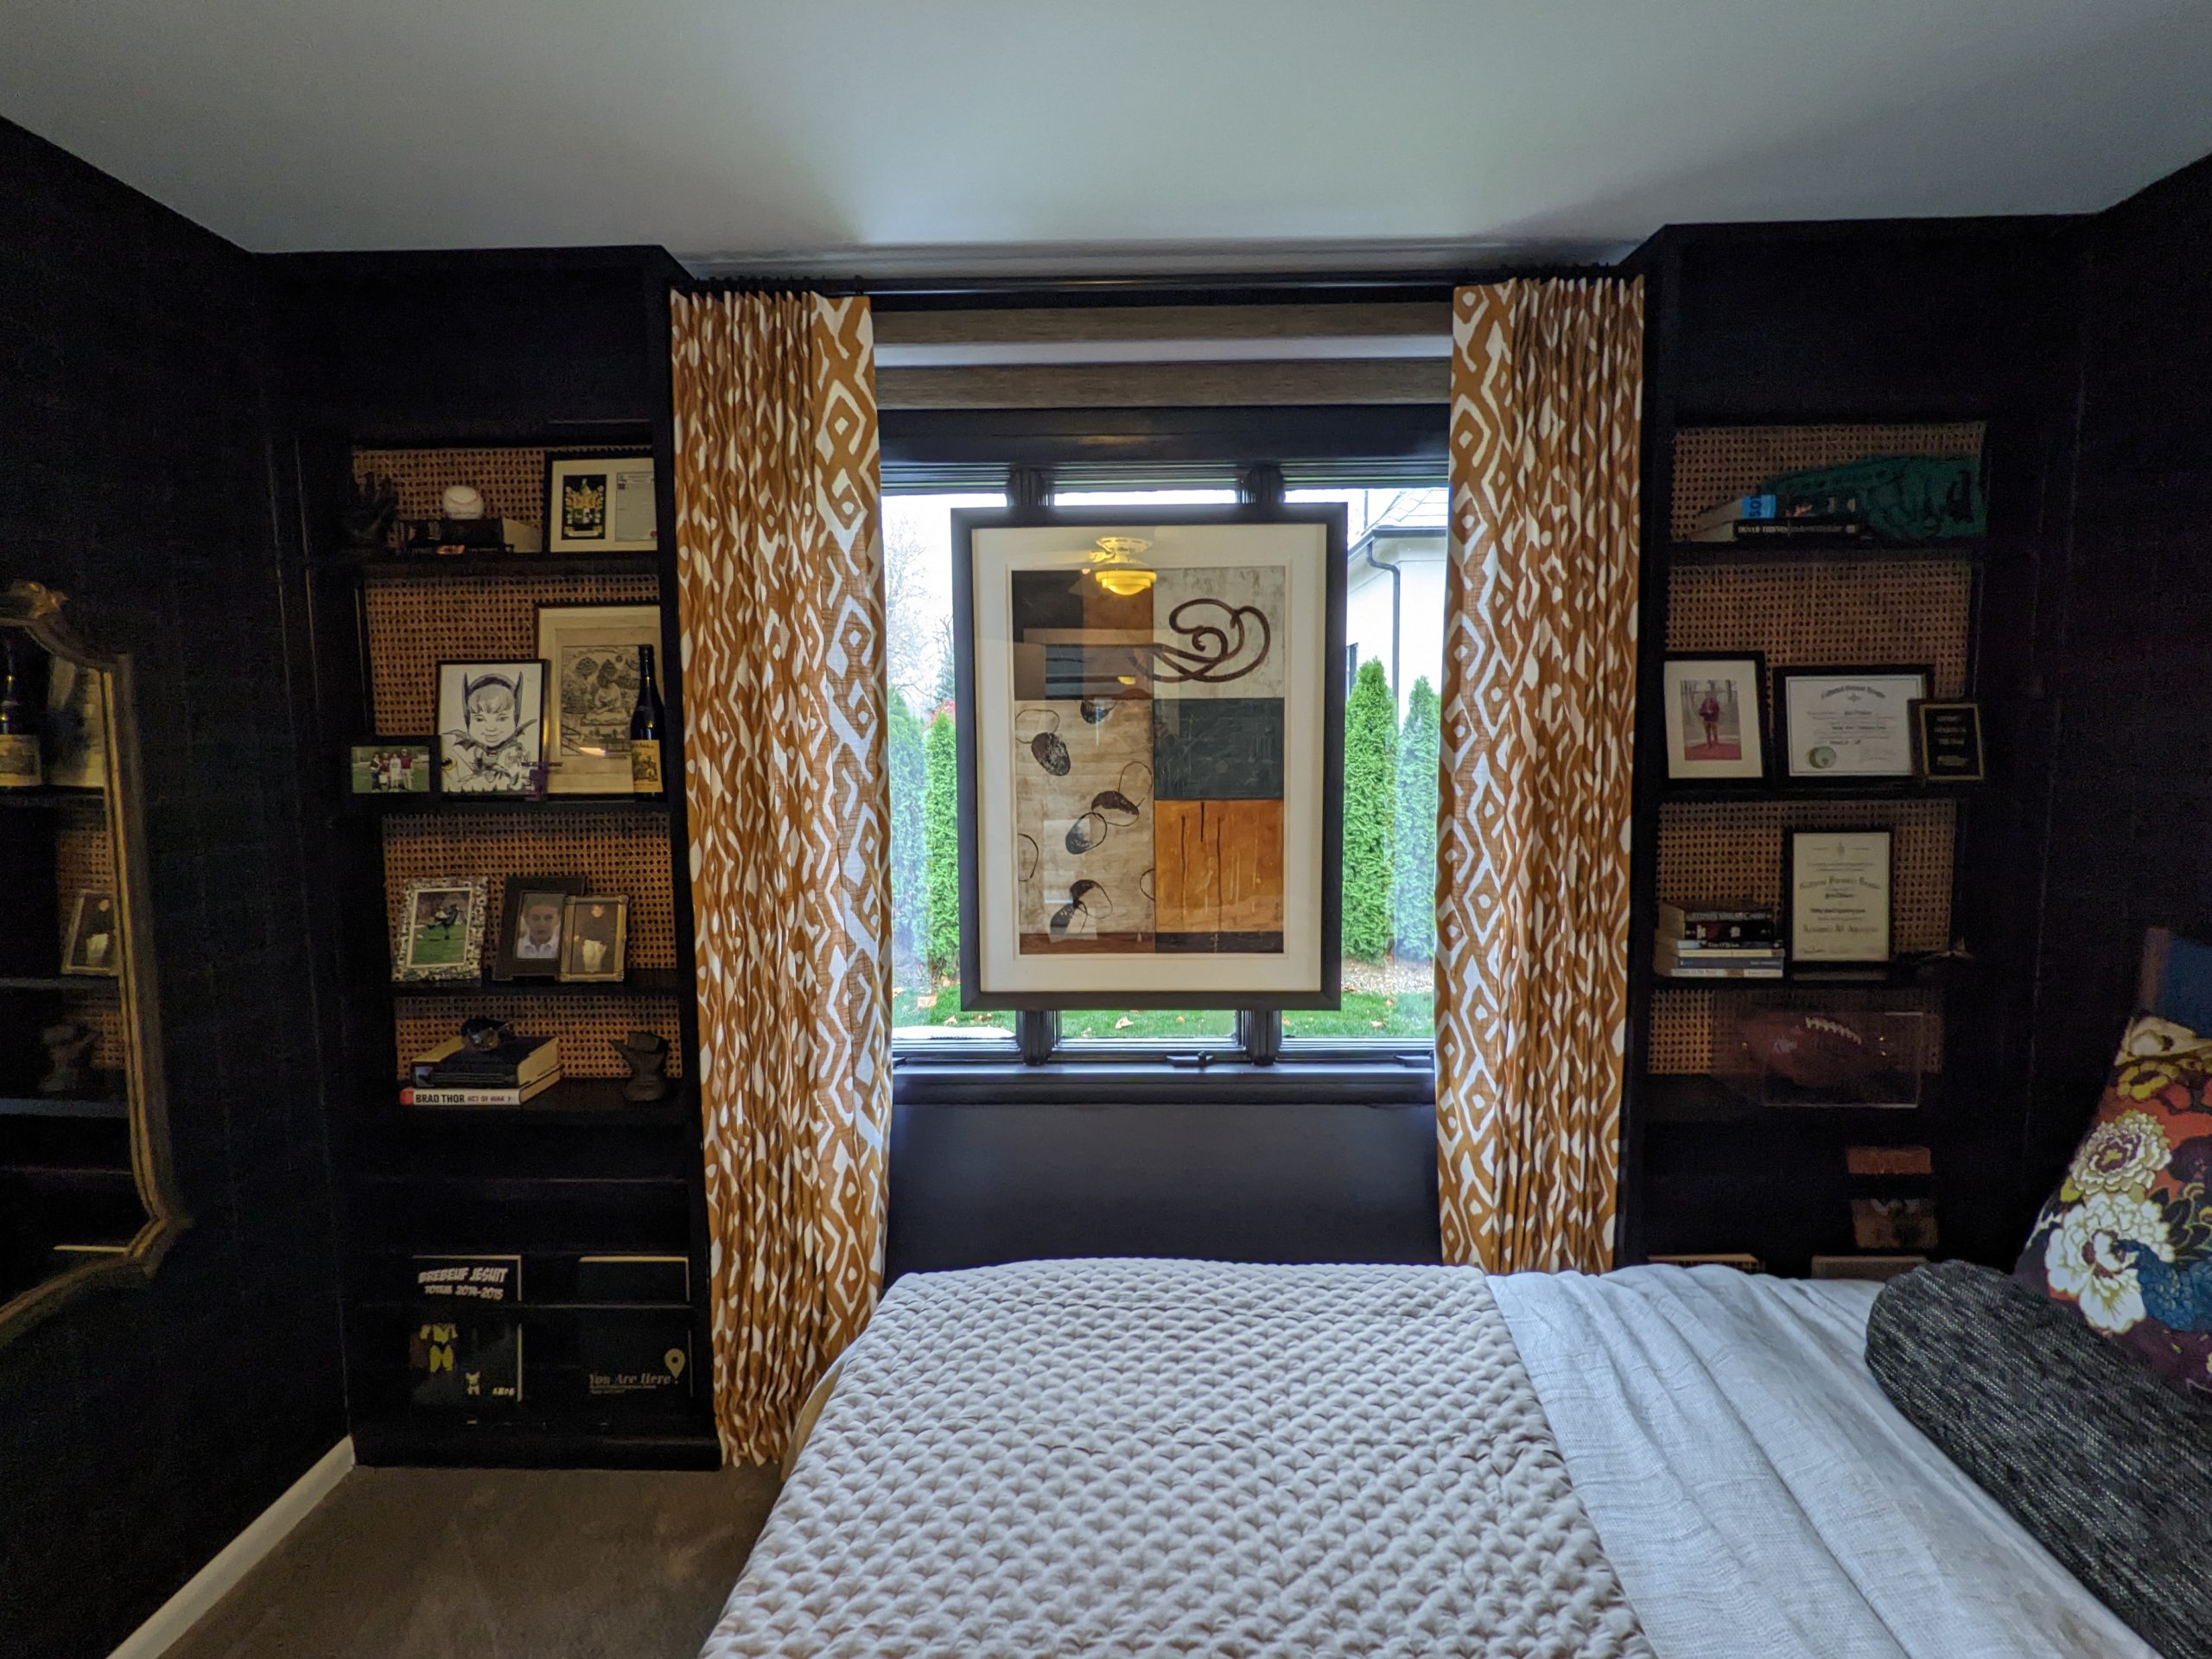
1152,698,1284,799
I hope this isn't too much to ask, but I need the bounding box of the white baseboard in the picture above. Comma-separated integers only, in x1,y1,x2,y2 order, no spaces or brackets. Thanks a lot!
107,1436,355,1659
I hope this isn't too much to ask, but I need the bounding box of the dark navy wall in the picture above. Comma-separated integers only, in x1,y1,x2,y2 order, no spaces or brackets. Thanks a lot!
0,118,345,1659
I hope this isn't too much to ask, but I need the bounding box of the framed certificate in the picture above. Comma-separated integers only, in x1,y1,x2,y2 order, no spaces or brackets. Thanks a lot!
1911,699,1986,782
1785,829,1893,967
1661,654,1768,783
1776,667,1929,781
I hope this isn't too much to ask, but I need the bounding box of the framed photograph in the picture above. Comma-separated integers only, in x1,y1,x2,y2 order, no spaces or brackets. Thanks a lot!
392,877,489,983
61,890,120,976
1776,666,1930,781
560,895,629,982
1660,655,1767,782
44,657,107,790
545,454,658,554
1785,829,1893,968
1911,698,1986,783
535,603,661,794
493,874,588,982
436,661,547,797
347,736,437,799
953,506,1347,1009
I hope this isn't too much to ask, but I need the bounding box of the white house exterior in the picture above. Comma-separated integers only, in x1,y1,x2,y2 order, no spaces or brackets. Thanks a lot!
1344,524,1447,717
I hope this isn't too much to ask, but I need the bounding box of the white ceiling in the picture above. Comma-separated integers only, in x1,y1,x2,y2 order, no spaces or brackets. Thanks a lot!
7,1,2212,272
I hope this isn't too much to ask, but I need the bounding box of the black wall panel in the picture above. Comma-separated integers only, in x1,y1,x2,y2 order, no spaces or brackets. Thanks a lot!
0,118,345,1659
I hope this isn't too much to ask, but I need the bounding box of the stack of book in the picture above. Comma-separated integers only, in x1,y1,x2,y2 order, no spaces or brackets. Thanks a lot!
1655,902,1784,979
1683,492,1869,543
402,1033,562,1108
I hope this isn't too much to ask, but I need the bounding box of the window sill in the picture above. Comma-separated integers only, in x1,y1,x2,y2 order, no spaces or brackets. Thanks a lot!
893,1053,1434,1107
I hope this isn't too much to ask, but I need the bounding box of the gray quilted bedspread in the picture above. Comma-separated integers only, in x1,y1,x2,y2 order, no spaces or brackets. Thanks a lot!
701,1258,1653,1659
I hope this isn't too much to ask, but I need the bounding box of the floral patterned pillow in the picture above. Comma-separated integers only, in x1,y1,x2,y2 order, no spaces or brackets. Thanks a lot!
2016,1014,2212,1399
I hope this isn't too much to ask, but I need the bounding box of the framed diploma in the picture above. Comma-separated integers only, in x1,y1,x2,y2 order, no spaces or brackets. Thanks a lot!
1911,699,1986,782
1785,829,1894,967
1661,654,1768,783
1776,666,1929,781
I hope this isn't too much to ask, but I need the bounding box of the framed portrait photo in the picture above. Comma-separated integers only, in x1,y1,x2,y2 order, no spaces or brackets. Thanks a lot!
1776,666,1929,782
535,603,661,794
1661,655,1767,782
493,874,588,982
61,890,120,976
347,736,437,800
559,895,629,983
393,877,488,983
953,505,1347,1010
1785,829,1894,969
43,656,107,790
436,661,546,797
545,454,657,554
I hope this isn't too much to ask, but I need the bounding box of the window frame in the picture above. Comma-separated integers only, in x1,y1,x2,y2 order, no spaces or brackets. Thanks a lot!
880,400,1447,1096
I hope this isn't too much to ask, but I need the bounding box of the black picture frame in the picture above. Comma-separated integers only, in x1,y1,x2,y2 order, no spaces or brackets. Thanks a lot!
1773,664,1931,785
1660,652,1769,785
344,734,440,805
1783,827,1895,972
434,658,549,798
491,874,588,983
543,450,658,555
1910,698,1986,783
950,504,1348,1013
559,894,629,983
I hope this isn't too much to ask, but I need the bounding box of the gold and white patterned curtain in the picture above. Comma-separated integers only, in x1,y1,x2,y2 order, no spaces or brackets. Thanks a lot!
670,290,892,1463
1436,279,1644,1274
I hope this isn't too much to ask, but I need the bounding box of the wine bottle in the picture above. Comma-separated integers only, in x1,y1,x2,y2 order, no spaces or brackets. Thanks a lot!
629,644,665,798
0,635,42,790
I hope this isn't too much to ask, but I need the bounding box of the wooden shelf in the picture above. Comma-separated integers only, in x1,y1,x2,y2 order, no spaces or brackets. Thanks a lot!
0,975,118,993
350,1415,719,1471
1640,1075,1926,1127
326,550,664,580
1659,781,1975,804
353,793,670,817
373,1077,693,1124
0,1096,128,1121
387,968,687,999
0,785,105,810
1666,538,1984,565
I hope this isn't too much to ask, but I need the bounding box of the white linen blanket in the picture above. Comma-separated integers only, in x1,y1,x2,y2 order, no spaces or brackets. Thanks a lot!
702,1258,1651,1658
1491,1265,2153,1659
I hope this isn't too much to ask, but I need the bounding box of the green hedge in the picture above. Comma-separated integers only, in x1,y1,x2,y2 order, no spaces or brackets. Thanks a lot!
1342,658,1397,961
1392,676,1440,962
923,710,961,975
885,690,927,976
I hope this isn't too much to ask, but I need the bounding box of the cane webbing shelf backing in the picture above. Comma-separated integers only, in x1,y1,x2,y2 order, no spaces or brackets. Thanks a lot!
1667,561,1974,697
1657,798,1953,946
1649,986,1944,1077
353,448,548,531
1669,423,1986,537
381,813,676,966
51,801,125,1071
391,993,684,1082
363,571,661,734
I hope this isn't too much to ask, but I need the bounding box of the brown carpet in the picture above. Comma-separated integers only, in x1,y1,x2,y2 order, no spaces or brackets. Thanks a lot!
164,1463,782,1659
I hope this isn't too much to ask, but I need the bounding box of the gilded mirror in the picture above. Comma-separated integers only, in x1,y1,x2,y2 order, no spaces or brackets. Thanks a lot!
0,580,181,1344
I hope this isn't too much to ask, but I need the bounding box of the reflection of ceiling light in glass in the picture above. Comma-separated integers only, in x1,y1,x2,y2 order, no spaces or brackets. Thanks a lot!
1092,569,1154,597
1089,535,1155,596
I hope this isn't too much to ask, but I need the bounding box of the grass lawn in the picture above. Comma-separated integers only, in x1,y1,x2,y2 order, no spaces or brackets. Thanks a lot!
891,976,1433,1044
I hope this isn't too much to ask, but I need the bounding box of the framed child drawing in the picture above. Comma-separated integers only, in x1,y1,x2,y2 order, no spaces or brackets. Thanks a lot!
951,506,1346,1010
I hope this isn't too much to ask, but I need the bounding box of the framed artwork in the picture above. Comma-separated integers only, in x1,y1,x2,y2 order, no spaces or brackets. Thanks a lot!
535,603,660,794
435,660,546,797
392,877,488,983
545,454,658,554
1911,698,1986,782
347,737,437,799
61,890,120,976
492,874,588,982
43,656,107,790
952,506,1346,1010
1784,829,1893,969
560,895,629,982
1660,655,1767,782
1776,666,1929,781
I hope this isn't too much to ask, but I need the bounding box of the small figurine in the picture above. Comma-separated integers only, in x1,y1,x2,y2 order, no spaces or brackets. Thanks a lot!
609,1031,671,1103
341,474,400,548
38,1021,98,1096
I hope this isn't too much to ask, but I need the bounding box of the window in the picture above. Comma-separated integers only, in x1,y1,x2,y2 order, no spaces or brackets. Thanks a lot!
881,474,1446,1064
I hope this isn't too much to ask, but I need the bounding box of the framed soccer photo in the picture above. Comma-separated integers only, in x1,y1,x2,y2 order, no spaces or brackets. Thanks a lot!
951,505,1347,1011
1661,655,1768,783
493,874,588,982
535,602,661,794
560,895,629,983
436,661,546,797
392,877,489,984
545,453,658,554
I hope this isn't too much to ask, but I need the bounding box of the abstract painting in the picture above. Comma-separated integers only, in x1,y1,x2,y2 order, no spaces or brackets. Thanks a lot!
956,512,1344,1008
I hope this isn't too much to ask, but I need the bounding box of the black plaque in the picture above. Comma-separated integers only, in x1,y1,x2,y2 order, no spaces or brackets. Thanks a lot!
1910,700,1985,782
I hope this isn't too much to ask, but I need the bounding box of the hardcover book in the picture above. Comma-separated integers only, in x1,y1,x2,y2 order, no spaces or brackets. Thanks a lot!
580,1310,694,1400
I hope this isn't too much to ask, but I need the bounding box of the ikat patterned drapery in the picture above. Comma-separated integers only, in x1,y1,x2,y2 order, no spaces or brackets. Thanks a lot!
1436,279,1644,1274
670,290,892,1463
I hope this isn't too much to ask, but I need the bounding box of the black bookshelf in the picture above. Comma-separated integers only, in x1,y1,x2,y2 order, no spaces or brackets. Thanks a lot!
283,248,717,1469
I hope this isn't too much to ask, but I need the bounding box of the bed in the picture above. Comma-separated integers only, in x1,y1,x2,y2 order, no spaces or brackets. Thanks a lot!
697,1257,2161,1659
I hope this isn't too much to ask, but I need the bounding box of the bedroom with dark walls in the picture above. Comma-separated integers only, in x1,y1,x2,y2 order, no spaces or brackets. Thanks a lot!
3,8,2212,1659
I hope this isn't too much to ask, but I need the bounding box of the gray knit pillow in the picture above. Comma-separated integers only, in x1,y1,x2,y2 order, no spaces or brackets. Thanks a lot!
1867,1260,2212,1659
